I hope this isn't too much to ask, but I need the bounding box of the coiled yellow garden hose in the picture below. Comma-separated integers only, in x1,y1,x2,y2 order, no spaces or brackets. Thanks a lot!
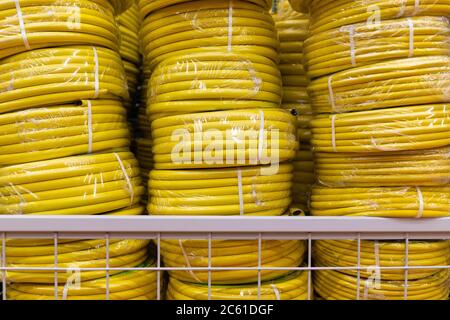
159,239,306,284
151,109,298,169
139,0,279,69
304,16,450,78
0,151,144,214
0,0,124,60
311,104,450,153
307,0,450,34
292,147,314,212
0,100,132,167
148,164,293,216
0,46,129,114
167,270,310,300
314,147,450,187
147,52,282,117
311,186,450,217
308,55,450,113
288,0,309,13
136,137,153,181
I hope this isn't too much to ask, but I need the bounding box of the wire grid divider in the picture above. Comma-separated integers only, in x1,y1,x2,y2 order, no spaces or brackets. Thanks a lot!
0,216,449,300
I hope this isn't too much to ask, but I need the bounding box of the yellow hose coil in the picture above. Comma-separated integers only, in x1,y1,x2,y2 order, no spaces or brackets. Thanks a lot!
0,0,124,60
308,56,450,113
288,0,310,13
167,271,310,300
305,16,450,78
307,0,450,34
0,100,132,167
159,239,306,284
7,259,158,300
311,186,450,217
311,104,450,153
4,238,151,283
292,147,314,212
138,105,151,137
139,0,279,69
314,147,450,187
151,109,298,169
148,164,293,216
147,52,282,117
136,137,153,180
110,0,134,14
0,151,144,214
0,46,129,114
117,3,141,65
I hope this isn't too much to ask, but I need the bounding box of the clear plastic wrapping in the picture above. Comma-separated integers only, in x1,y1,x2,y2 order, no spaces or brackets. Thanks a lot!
148,164,293,216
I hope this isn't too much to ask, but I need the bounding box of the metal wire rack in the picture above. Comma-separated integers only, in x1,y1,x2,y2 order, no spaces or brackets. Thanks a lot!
1,216,449,300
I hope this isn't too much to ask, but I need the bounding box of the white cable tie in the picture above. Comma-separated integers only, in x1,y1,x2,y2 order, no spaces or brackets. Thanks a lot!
87,100,93,154
270,284,281,300
237,169,244,216
348,25,356,66
14,0,30,50
415,186,424,219
178,239,202,283
114,152,134,205
328,75,336,112
258,110,265,162
227,0,233,52
407,18,414,58
331,114,337,152
92,47,100,98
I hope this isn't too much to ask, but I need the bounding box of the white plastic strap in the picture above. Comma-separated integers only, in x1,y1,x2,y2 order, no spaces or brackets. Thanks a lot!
348,25,356,66
14,0,30,50
258,110,265,162
415,186,424,219
87,100,93,154
92,47,100,98
407,18,414,57
178,239,202,283
270,284,281,300
328,75,336,112
113,152,134,205
228,0,233,52
398,0,406,17
331,115,337,152
237,169,244,216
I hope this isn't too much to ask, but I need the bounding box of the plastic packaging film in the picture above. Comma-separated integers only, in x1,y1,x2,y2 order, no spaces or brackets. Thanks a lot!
313,240,450,300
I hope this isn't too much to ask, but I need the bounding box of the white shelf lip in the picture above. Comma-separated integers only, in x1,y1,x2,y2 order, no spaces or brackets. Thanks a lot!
0,216,449,233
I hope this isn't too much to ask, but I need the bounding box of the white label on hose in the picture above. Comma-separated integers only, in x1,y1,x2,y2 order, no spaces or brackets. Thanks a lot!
178,239,202,283
114,152,134,205
407,18,414,58
331,114,337,152
92,47,100,99
14,0,30,50
87,100,93,154
237,169,244,216
270,284,281,300
415,186,424,219
228,0,233,52
258,110,265,162
328,75,336,112
348,25,356,66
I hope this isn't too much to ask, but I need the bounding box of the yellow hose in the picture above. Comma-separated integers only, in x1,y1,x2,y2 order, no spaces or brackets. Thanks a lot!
311,186,450,217
148,164,293,216
305,16,450,78
308,55,450,113
314,147,450,187
0,46,129,114
167,270,310,300
288,0,310,13
311,104,450,153
150,109,298,169
292,147,314,212
139,0,279,69
159,239,306,284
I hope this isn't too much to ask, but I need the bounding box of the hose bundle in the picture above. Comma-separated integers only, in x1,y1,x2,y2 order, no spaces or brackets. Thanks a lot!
0,151,144,215
314,147,450,187
308,55,450,113
167,271,310,300
7,259,157,300
311,104,450,153
305,17,450,79
311,186,450,217
139,0,279,69
159,239,306,284
148,164,293,216
151,109,298,169
0,46,129,114
0,100,132,167
292,148,314,211
136,137,153,180
288,0,310,13
307,0,450,34
147,52,282,117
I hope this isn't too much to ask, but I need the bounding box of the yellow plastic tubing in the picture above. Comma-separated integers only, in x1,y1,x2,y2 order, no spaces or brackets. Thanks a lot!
148,164,293,216
167,271,310,300
138,0,279,69
159,239,306,284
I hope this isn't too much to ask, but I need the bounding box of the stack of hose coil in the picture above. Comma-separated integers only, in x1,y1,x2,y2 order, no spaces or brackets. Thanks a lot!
288,0,309,13
272,0,313,213
167,270,309,300
313,240,450,300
